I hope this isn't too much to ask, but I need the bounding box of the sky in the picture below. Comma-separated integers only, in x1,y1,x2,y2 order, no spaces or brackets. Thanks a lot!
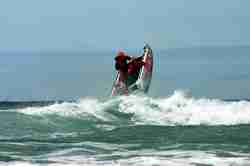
0,0,250,51
1,1,250,100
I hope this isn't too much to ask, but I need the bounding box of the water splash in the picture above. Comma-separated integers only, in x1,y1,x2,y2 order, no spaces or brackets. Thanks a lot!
6,91,250,127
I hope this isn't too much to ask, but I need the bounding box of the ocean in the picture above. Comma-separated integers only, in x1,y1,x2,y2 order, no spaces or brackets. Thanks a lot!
1,46,250,165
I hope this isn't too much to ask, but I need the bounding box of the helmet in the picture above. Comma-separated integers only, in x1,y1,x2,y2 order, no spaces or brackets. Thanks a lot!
117,51,126,57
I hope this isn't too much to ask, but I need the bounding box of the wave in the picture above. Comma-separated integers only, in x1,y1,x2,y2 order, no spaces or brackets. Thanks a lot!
3,150,250,166
3,90,250,128
1,92,250,165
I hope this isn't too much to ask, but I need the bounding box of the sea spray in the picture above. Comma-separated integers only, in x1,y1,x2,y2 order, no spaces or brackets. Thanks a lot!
14,91,250,126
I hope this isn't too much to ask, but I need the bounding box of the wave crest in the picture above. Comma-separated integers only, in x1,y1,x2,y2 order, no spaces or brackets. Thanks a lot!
10,91,250,127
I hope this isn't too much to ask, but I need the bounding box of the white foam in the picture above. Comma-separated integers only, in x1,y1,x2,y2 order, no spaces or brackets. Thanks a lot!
3,150,250,166
17,98,117,122
117,91,250,126
13,91,250,126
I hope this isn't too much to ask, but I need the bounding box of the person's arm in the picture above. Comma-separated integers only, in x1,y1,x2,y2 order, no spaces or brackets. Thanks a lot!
125,55,131,61
136,55,144,61
129,55,143,61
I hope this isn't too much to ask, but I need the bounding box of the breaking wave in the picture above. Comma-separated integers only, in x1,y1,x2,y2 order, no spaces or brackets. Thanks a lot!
1,91,250,166
7,91,250,127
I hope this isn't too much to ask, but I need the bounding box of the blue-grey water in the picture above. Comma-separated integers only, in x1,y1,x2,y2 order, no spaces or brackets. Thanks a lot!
1,46,250,165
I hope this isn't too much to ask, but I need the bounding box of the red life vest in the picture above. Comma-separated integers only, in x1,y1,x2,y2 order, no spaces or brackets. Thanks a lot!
128,59,145,75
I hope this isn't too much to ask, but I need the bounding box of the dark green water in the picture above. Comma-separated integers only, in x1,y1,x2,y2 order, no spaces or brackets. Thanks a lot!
1,93,250,165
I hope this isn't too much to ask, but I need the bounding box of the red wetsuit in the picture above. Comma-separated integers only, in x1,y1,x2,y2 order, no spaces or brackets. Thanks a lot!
128,56,145,75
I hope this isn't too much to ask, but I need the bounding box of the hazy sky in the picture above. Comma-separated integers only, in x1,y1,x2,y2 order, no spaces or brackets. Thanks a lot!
1,1,250,100
1,0,250,51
